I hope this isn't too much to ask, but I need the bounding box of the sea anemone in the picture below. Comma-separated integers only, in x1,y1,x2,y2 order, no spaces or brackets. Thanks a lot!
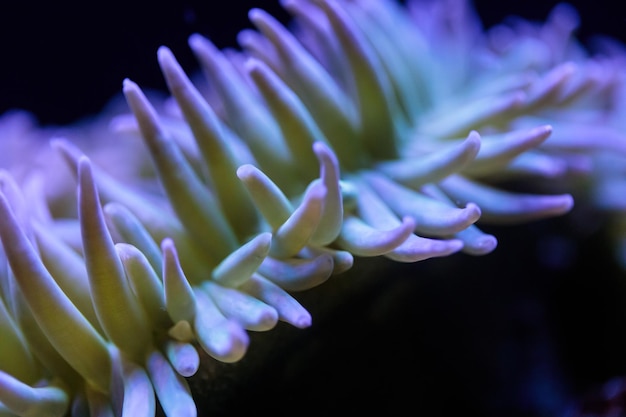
1,0,624,416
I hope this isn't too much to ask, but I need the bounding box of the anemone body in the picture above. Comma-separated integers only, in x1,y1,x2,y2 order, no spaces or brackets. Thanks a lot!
1,1,625,416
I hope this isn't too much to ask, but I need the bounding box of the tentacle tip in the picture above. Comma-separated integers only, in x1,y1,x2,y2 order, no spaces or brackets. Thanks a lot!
77,155,93,180
157,44,170,55
333,252,354,274
467,130,481,141
560,194,575,213
294,314,312,329
77,154,91,168
122,77,137,92
465,234,498,255
463,202,482,222
187,33,206,50
244,56,262,74
258,231,273,242
161,237,175,251
401,215,417,231
236,164,256,181
177,364,199,378
157,45,175,65
258,310,280,330
201,320,250,363
215,345,249,364
248,7,267,23
540,124,553,135
49,136,69,149
313,141,340,171
312,140,330,155
168,347,200,377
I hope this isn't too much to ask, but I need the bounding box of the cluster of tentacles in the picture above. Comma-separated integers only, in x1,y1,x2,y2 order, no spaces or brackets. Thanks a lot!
1,0,625,416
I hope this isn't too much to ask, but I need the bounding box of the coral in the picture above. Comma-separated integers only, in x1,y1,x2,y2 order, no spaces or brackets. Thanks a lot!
1,0,625,415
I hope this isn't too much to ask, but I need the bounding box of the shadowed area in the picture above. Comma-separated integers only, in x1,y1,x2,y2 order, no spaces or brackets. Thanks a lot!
187,209,626,416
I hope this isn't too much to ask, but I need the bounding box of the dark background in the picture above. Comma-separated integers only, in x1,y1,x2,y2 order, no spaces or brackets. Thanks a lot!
0,0,624,125
1,1,626,416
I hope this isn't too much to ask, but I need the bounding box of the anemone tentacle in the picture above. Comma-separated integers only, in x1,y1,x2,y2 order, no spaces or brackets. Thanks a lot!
2,0,625,415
